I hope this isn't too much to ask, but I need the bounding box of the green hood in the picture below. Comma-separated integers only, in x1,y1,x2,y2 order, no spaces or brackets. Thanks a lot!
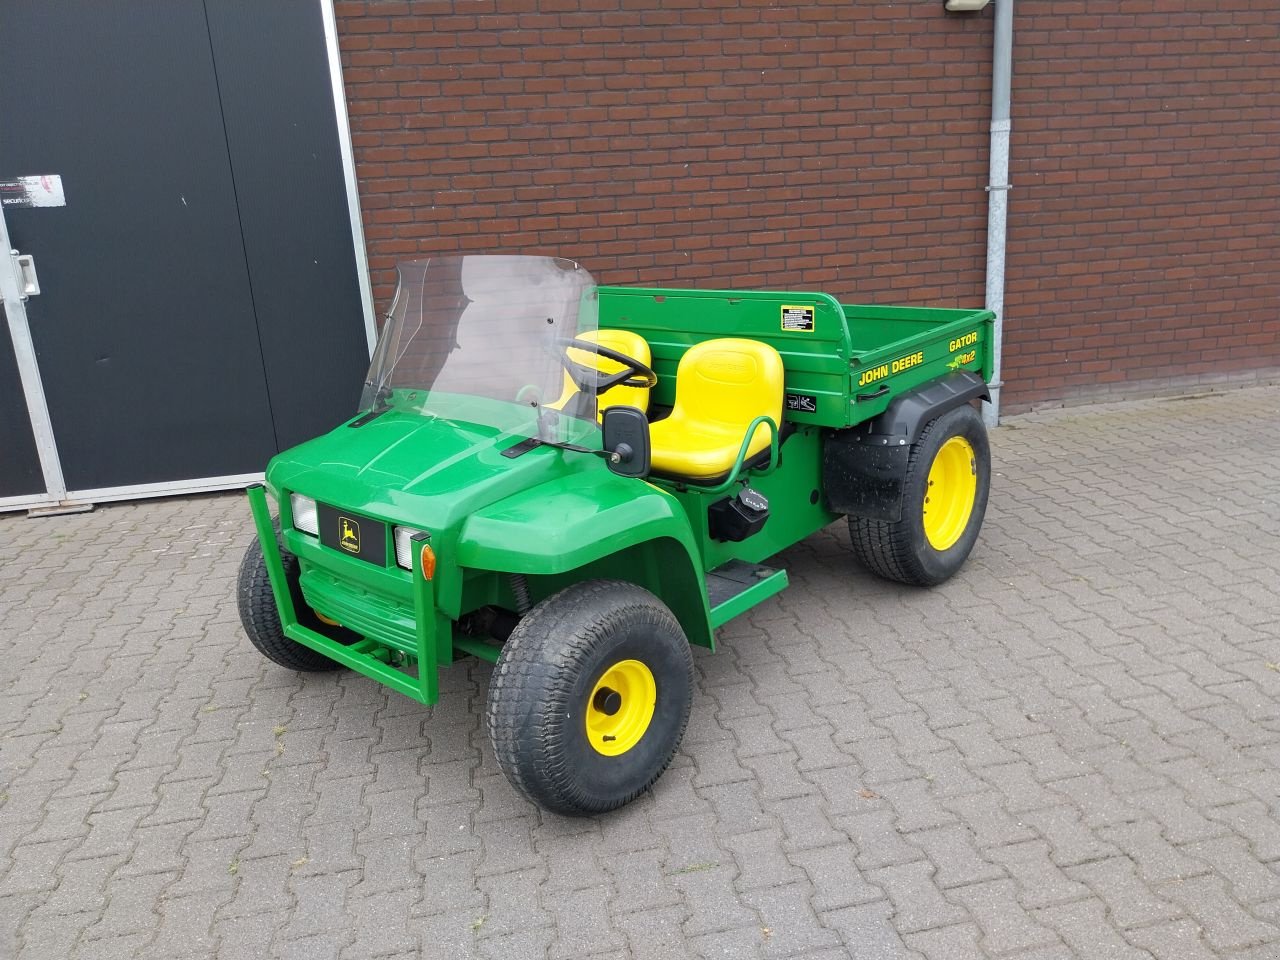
266,408,596,531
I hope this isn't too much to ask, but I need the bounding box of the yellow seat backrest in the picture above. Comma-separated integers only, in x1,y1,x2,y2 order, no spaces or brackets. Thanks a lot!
649,338,784,481
547,328,652,418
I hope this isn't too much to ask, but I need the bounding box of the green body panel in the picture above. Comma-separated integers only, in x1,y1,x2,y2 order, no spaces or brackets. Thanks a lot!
248,280,994,705
664,426,839,570
456,468,714,649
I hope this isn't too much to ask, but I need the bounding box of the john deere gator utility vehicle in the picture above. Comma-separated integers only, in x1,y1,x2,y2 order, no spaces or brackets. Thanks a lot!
239,255,994,815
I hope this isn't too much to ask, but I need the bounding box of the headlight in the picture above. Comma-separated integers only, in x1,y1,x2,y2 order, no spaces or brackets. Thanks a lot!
290,494,319,536
394,525,428,570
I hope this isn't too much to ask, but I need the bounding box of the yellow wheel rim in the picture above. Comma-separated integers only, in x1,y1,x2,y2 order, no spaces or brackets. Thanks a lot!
585,659,657,757
923,436,978,551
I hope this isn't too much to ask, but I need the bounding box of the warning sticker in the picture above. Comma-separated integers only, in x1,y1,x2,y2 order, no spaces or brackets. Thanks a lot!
785,393,818,413
781,305,815,332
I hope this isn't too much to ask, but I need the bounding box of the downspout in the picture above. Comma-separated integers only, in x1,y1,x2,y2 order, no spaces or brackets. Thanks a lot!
982,0,1014,427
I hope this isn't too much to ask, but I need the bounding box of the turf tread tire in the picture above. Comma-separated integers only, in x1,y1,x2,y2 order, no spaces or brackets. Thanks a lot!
847,404,990,587
486,580,694,816
237,526,344,672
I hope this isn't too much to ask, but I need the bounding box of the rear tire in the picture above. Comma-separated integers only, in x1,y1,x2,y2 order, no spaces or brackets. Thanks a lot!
486,580,694,816
237,527,349,672
848,404,990,586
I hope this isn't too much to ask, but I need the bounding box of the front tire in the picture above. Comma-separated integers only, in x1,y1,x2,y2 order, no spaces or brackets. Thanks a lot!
848,404,990,586
486,580,695,816
237,529,348,672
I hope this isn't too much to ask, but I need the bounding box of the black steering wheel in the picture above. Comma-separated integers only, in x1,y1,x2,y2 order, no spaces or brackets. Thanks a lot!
551,337,658,396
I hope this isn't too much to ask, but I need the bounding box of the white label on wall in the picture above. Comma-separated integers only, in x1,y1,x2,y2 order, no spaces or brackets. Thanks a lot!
1,175,66,208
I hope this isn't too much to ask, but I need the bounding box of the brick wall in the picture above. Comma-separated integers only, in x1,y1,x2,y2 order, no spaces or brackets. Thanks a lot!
335,0,1280,412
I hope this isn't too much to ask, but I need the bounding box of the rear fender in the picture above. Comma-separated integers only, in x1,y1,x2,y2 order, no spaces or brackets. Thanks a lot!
824,372,989,521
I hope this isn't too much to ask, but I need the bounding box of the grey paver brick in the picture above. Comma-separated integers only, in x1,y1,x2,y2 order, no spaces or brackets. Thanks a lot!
473,926,552,960
765,795,848,854
1097,820,1213,885
939,792,1035,849
546,884,626,959
654,812,726,873
616,906,690,960
699,781,774,836
603,847,683,916
66,932,153,960
17,910,97,960
1157,874,1280,951
0,837,81,896
948,879,1060,955
671,865,759,938
345,885,419,960
786,844,883,914
1022,804,1121,867
687,923,769,960
908,825,1006,889
982,840,1091,910
1207,800,1280,861
883,777,960,834
282,870,359,940
1033,899,1152,960
724,828,806,892
1180,835,1280,904
837,809,927,871
979,762,1060,816
1128,787,1231,846
902,922,987,960
275,931,347,960
1124,918,1225,960
819,900,922,959
474,866,550,938
864,860,967,934
745,882,843,958
214,912,279,960
1063,856,1182,929
407,912,485,960
149,891,228,958
739,751,818,803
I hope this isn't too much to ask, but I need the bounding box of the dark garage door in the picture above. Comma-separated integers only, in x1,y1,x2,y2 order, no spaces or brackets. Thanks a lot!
0,0,370,502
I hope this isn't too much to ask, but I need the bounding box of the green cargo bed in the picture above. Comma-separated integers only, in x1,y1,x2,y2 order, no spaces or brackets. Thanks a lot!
597,287,994,428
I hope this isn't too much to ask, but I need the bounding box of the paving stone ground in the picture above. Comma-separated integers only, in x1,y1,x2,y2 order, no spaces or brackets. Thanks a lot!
2,385,1279,960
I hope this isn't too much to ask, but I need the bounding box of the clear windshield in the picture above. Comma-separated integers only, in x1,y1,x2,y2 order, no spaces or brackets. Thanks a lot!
360,256,600,441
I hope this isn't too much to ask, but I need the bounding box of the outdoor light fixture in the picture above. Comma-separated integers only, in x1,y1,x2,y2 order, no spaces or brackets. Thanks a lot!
945,0,991,11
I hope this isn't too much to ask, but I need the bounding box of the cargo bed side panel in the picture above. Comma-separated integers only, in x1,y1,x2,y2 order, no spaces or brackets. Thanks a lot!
840,306,994,427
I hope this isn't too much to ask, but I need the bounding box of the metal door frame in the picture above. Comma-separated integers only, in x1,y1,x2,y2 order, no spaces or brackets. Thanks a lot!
1,204,66,511
1,0,376,514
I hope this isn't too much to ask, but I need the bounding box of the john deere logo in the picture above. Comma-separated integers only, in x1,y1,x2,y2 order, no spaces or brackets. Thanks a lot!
338,517,361,553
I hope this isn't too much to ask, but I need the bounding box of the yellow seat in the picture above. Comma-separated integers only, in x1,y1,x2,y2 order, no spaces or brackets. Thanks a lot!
649,338,784,481
547,329,652,419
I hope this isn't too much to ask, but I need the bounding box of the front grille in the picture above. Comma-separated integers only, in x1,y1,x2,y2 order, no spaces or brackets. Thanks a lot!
299,568,417,654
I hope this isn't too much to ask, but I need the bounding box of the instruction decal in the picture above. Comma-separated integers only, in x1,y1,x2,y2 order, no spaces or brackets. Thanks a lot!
781,304,815,332
1,175,65,208
785,392,818,413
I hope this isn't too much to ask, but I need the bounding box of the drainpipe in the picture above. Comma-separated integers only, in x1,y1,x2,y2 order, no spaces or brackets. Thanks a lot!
982,0,1014,427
